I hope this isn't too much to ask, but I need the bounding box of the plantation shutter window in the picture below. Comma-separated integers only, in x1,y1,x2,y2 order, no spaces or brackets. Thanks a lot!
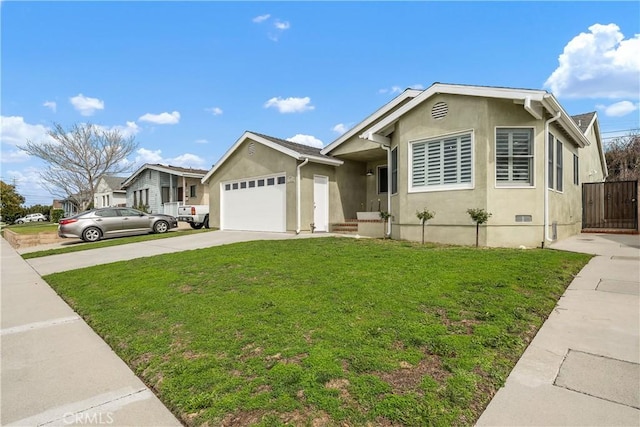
496,128,534,187
556,140,563,192
411,132,473,190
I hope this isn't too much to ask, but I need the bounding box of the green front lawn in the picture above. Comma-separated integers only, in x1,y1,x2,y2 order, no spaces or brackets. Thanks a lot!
3,222,57,234
44,238,591,426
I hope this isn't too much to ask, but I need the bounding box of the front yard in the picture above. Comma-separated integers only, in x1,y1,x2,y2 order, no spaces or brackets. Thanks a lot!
44,238,591,426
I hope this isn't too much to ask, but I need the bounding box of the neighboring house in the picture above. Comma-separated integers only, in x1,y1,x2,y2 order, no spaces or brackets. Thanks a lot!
94,176,127,208
59,192,90,217
121,164,209,216
202,83,607,247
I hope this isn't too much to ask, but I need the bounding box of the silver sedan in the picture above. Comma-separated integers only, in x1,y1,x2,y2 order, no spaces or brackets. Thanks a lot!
58,207,178,242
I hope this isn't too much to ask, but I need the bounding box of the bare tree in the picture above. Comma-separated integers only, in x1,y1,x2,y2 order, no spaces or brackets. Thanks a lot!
19,123,138,210
605,129,640,182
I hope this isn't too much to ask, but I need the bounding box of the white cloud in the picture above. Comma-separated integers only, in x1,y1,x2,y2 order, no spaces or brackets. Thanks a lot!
133,148,206,169
0,149,30,163
544,23,640,99
0,116,51,146
43,101,57,112
274,20,290,30
267,19,291,41
252,14,271,23
287,134,324,148
379,84,424,95
264,96,314,113
69,93,105,116
332,123,348,134
596,100,639,117
138,111,181,125
206,107,223,116
195,139,209,144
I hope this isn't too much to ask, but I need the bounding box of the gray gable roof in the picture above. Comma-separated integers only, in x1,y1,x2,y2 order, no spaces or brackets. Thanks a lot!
250,131,324,157
571,112,596,133
102,175,126,190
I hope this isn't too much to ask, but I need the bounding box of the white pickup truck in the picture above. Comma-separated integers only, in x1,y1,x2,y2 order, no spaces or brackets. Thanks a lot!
177,205,210,229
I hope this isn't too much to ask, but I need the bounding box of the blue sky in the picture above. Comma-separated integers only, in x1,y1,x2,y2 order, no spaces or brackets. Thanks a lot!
1,1,639,205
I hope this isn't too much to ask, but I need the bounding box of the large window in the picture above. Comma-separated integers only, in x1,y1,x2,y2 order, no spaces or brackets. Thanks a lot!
496,128,533,187
410,132,473,191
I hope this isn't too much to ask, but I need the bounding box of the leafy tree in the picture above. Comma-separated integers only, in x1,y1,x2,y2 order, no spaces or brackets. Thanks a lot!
0,181,26,223
467,208,492,247
19,123,138,211
416,208,435,244
605,130,640,182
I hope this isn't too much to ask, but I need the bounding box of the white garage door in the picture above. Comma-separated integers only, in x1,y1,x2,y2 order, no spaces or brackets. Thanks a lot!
221,175,286,232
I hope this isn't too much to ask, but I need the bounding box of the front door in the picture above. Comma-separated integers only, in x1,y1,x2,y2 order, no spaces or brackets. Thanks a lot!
313,175,329,232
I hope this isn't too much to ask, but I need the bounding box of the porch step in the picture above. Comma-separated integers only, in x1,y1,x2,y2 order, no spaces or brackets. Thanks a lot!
331,222,359,234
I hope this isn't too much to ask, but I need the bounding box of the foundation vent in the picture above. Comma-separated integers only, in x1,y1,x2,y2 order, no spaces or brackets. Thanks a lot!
431,102,448,120
515,215,533,222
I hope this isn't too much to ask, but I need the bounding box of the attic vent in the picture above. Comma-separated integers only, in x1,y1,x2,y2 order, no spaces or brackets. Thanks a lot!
431,102,448,120
248,142,256,156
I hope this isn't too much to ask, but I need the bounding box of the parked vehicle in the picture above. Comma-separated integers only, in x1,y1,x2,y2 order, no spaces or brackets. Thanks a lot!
14,213,47,224
58,207,178,242
177,205,209,229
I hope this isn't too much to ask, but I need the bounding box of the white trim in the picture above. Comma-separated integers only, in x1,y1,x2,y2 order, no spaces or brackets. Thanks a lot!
407,129,475,193
321,89,422,155
202,131,342,184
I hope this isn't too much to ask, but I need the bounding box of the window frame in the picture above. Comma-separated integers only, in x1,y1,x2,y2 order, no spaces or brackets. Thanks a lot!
495,127,535,188
408,130,474,193
189,185,197,197
573,154,579,186
391,147,398,195
556,139,563,192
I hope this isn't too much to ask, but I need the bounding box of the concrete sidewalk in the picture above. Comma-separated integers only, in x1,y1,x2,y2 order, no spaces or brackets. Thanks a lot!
0,237,183,426
477,233,640,426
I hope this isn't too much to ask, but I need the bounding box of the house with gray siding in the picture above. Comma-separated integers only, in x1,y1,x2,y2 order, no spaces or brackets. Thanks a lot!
121,164,209,216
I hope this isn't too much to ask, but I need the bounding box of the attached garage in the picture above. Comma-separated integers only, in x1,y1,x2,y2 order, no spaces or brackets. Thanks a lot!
221,174,287,232
201,131,344,233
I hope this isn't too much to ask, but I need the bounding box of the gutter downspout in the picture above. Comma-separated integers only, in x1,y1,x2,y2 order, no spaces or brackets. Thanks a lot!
296,158,310,234
380,145,392,237
544,111,562,247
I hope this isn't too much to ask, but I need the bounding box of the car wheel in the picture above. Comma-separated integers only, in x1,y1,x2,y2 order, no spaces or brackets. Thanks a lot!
82,227,102,242
154,220,169,234
38,218,44,221
204,214,210,229
189,222,204,229
16,220,24,224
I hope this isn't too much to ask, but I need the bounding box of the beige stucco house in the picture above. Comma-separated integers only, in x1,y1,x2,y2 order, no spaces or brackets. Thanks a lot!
94,176,127,208
202,83,607,247
122,164,209,216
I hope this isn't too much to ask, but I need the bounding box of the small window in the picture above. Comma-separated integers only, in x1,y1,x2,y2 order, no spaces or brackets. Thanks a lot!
378,166,388,194
556,140,563,192
258,179,265,187
573,154,579,186
277,176,286,185
232,183,239,190
496,128,533,187
267,178,275,186
249,181,256,188
391,147,398,194
190,185,196,197
240,182,247,189
515,215,533,223
548,133,554,189
225,184,231,191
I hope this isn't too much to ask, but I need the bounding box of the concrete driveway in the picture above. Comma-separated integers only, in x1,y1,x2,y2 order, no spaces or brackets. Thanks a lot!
25,230,328,275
